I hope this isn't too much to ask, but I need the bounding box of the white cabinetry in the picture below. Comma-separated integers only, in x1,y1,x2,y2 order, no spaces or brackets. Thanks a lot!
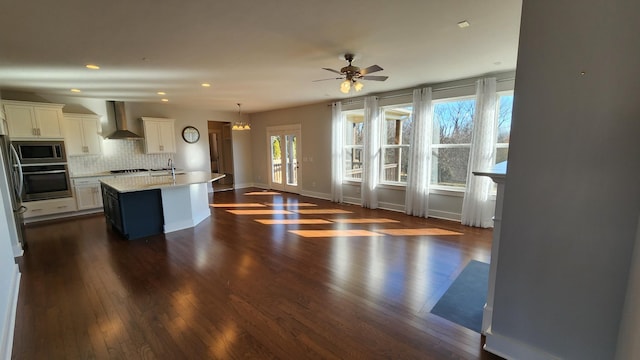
23,197,77,219
141,117,176,154
63,113,102,156
2,100,65,139
73,177,110,210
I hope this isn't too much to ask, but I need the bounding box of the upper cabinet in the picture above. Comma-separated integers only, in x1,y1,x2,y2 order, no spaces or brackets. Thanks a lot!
141,117,176,154
3,100,65,139
63,113,102,156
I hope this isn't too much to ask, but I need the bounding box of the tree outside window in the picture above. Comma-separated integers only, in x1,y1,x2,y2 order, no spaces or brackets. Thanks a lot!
431,98,475,187
495,93,513,164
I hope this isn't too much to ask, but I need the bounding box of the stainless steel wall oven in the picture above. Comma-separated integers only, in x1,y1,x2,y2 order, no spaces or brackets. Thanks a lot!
21,163,72,201
13,140,72,201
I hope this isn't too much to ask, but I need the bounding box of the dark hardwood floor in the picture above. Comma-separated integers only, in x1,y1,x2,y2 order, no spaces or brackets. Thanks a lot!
13,189,503,359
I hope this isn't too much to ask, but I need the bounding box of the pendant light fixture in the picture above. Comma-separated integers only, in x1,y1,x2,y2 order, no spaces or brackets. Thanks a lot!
232,103,251,131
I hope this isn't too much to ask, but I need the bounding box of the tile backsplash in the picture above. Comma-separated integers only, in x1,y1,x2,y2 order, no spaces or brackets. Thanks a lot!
67,140,173,175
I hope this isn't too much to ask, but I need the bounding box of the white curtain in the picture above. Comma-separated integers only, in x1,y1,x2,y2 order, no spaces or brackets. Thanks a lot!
461,78,498,228
361,96,380,209
331,102,344,203
405,88,433,217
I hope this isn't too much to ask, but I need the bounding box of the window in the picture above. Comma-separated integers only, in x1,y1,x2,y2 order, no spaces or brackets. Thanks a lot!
344,110,364,180
495,93,513,164
381,105,413,183
431,98,475,188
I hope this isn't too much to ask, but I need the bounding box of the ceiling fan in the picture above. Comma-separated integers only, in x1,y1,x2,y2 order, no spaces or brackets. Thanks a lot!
315,54,388,93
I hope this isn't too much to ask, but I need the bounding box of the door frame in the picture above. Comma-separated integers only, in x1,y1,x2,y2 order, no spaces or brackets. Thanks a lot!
266,124,301,194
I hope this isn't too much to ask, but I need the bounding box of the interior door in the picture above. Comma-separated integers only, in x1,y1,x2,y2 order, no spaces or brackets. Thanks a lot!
268,126,301,194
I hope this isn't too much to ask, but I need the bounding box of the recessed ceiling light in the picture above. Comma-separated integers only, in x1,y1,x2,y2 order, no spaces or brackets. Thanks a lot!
85,64,100,70
201,83,211,87
157,91,166,95
457,20,470,28
70,88,81,93
161,99,169,102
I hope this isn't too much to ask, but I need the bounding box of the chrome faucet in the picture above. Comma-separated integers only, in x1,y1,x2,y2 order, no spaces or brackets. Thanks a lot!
168,158,176,180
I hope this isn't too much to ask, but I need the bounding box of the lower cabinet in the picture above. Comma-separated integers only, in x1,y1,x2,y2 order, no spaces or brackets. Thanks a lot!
101,184,164,240
73,177,109,210
23,197,78,219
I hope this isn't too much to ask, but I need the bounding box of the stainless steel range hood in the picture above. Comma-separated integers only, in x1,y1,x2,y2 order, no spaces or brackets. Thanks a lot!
104,101,142,140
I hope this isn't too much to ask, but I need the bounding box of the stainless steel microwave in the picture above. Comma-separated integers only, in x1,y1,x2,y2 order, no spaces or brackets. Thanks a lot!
12,141,66,164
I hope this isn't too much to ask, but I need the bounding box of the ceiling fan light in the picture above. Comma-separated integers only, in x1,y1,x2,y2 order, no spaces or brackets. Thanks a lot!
354,81,364,92
340,80,351,94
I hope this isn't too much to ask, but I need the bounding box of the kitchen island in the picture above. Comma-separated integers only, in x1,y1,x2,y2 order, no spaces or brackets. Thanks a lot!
100,172,225,239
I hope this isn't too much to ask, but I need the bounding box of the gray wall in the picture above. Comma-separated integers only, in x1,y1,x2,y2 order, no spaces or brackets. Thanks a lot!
490,0,640,358
247,75,514,219
249,102,333,196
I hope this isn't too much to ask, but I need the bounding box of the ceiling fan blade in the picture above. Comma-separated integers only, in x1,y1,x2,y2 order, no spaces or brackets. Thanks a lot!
312,77,344,82
359,65,383,75
322,68,343,75
361,75,388,81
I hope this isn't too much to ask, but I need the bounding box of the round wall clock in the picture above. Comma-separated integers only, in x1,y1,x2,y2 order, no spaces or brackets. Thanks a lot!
182,126,200,143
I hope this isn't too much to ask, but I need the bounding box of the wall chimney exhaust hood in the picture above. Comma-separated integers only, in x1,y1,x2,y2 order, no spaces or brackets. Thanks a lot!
104,101,143,140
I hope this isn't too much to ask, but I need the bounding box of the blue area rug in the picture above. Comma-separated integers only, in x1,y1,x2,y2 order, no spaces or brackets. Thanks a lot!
430,260,490,333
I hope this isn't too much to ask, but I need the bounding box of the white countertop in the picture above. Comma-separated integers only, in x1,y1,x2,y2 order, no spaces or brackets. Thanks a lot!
71,169,185,178
100,171,225,193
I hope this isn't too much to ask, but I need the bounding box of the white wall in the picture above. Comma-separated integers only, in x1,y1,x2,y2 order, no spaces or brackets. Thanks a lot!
0,143,20,360
486,0,640,359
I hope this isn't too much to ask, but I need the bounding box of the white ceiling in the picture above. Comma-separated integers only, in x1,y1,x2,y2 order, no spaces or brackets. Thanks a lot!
0,0,522,113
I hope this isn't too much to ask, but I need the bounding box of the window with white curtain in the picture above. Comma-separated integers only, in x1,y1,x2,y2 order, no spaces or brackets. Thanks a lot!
381,104,413,184
431,97,476,188
344,110,364,181
340,91,513,188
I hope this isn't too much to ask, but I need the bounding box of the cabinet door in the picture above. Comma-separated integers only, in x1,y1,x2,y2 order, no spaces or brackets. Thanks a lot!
76,184,103,210
34,107,63,138
4,104,36,138
158,121,176,153
81,117,102,154
64,117,85,155
144,121,162,153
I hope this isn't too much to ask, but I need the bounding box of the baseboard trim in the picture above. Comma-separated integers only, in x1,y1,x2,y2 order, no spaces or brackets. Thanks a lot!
378,201,404,213
233,182,255,189
484,330,561,360
1,264,20,360
299,190,331,201
428,209,461,222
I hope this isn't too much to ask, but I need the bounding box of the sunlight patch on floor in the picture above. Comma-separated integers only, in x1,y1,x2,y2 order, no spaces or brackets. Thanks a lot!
289,229,383,238
376,228,463,236
263,203,318,207
293,209,353,214
255,219,332,225
210,203,267,208
329,218,400,224
244,191,281,195
227,209,293,215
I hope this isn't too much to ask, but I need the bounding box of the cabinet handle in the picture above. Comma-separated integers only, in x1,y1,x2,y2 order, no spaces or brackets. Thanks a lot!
37,128,41,136
32,128,37,136
57,206,67,209
159,145,164,151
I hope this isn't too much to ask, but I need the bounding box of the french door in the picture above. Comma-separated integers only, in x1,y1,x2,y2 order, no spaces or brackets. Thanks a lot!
267,125,301,194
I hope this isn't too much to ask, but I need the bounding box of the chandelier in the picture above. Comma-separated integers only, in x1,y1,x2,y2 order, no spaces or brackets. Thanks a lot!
232,103,251,131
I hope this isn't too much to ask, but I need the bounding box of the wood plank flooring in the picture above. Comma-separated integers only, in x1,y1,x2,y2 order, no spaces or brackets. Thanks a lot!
13,189,503,359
